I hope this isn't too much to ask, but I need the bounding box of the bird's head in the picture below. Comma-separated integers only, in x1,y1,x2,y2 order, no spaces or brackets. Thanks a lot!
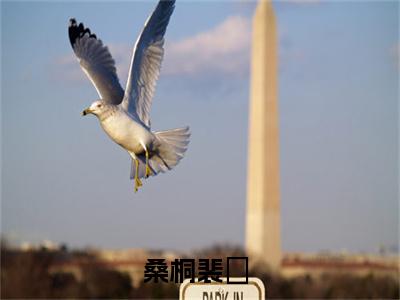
82,100,108,117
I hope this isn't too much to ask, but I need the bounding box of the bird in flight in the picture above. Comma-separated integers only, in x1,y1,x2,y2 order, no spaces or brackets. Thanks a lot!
68,0,189,192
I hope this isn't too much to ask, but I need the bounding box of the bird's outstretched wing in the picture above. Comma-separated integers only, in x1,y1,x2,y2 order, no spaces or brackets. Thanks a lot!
121,0,175,128
68,19,124,104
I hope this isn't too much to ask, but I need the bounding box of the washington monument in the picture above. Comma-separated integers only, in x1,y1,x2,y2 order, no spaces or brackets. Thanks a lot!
245,0,282,271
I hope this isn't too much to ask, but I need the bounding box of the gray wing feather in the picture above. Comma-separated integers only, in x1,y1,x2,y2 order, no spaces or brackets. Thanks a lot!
68,19,124,104
122,0,175,127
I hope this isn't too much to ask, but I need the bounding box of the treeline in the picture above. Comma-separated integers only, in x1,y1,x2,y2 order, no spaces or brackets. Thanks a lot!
1,243,398,298
196,244,399,299
0,243,177,298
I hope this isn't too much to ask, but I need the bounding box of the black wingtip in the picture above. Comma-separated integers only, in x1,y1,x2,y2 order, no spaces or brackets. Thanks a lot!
69,18,77,26
68,18,97,48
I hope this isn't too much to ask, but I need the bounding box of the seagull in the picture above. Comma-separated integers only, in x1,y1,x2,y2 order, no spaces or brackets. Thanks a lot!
68,0,189,192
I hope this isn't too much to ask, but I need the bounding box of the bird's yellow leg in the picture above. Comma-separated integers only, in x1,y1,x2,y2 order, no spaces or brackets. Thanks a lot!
145,150,152,178
134,159,142,192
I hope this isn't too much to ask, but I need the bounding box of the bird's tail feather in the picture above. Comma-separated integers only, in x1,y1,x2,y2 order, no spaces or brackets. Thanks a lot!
130,126,190,179
150,126,190,175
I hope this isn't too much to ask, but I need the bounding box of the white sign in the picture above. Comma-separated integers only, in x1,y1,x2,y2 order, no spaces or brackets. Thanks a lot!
180,277,265,300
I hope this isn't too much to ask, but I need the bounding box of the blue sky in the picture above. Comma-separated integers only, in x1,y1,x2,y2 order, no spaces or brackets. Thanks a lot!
1,0,398,253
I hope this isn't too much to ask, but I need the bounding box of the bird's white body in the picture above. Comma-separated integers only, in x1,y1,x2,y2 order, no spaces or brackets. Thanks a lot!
99,106,155,155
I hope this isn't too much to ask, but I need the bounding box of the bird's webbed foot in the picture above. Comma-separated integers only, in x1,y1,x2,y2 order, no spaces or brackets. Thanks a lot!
134,176,143,192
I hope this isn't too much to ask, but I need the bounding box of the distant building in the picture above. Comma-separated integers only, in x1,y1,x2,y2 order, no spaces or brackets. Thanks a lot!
96,249,149,287
49,248,176,288
281,252,399,279
245,0,282,271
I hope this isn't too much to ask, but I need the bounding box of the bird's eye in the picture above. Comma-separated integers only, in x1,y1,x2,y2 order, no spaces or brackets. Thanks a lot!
97,104,102,108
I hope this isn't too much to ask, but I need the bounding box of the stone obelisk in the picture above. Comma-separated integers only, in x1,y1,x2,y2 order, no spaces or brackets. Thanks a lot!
245,0,281,271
